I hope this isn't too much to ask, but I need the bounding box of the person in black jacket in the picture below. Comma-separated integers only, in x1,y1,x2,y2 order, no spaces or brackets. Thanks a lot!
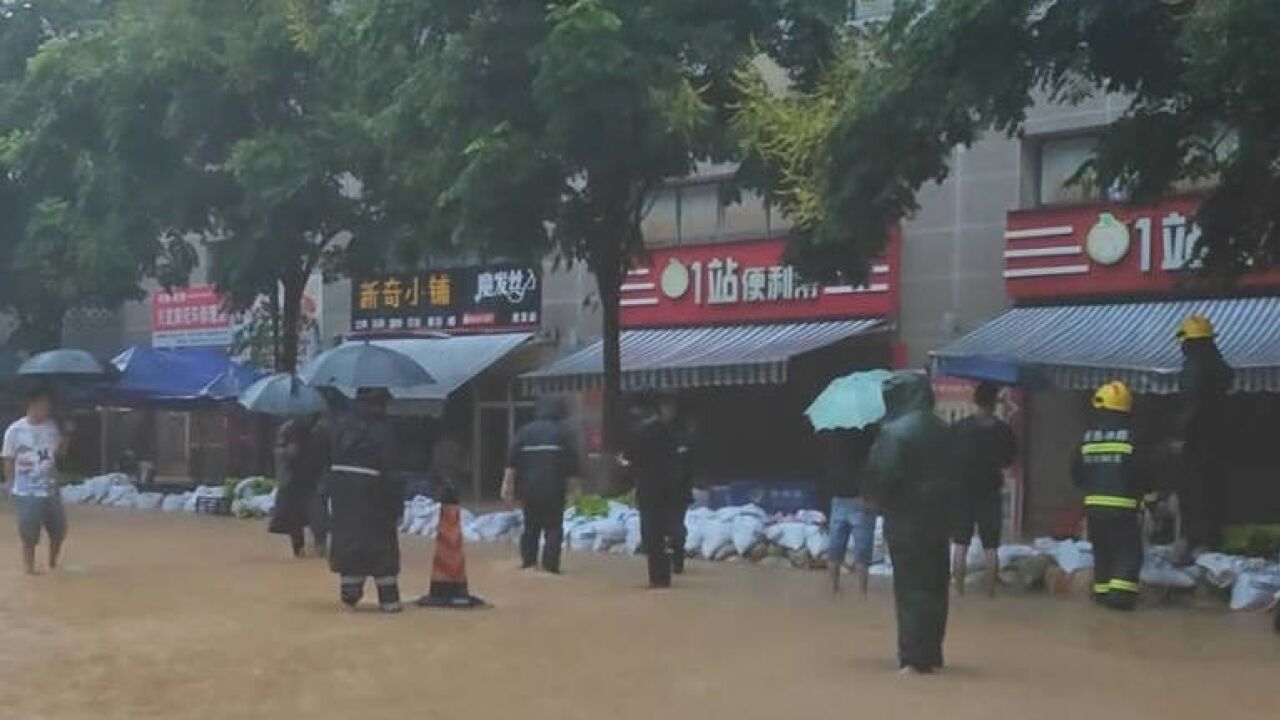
950,382,1017,596
326,389,403,612
622,391,683,589
502,396,580,574
1174,315,1234,562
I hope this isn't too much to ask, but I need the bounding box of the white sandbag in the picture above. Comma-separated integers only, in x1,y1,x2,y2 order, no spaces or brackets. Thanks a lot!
591,518,627,552
805,525,828,559
1229,570,1280,611
606,501,633,523
105,484,139,508
731,515,766,555
625,514,643,554
59,485,93,504
684,519,706,555
871,517,887,564
471,511,523,542
133,492,164,511
1140,556,1199,589
767,522,808,552
1050,540,1094,573
796,509,826,525
700,520,734,559
567,520,596,551
244,492,275,516
1195,553,1242,588
233,476,272,499
997,545,1038,569
160,492,189,512
462,525,481,543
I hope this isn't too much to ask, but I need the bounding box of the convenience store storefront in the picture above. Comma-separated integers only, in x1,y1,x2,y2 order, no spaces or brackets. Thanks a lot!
933,198,1280,537
522,237,899,498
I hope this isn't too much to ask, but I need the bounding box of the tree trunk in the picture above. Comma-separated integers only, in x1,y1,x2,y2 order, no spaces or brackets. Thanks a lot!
597,255,623,456
279,270,306,374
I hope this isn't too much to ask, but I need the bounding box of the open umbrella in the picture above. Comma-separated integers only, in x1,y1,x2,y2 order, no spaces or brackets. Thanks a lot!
239,373,328,416
300,342,434,392
805,369,893,431
17,349,105,378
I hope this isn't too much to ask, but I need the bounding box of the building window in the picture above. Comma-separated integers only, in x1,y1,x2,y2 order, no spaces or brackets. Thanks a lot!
640,187,680,246
640,178,779,246
1036,135,1101,206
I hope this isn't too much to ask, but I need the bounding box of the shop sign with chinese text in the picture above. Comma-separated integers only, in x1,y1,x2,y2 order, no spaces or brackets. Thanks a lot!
1004,197,1280,301
620,237,897,328
351,264,541,334
151,285,234,349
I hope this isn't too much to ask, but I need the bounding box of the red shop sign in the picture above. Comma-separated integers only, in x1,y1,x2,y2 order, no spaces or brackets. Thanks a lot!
1004,197,1280,301
620,236,898,328
151,285,233,348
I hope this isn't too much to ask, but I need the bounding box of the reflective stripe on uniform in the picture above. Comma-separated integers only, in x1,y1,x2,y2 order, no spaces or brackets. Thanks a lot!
331,464,380,476
1081,442,1134,456
1084,494,1139,509
1108,578,1140,593
521,445,564,452
1093,582,1111,594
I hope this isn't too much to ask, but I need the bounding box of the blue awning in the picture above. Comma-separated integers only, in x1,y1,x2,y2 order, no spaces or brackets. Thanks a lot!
97,346,264,406
522,320,887,393
931,297,1280,394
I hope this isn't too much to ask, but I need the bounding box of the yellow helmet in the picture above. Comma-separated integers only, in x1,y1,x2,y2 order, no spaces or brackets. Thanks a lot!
1176,315,1215,342
1092,380,1133,413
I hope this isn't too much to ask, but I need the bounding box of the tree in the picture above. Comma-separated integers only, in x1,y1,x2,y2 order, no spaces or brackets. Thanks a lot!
749,0,1280,281
28,0,378,371
0,0,194,351
346,0,839,451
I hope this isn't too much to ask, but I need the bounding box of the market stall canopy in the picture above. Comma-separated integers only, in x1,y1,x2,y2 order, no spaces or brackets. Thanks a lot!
97,346,263,406
368,334,534,415
930,297,1280,394
521,320,886,393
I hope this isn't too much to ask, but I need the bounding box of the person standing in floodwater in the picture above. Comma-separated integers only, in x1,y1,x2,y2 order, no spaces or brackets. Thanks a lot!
502,395,580,574
1,386,70,575
863,373,955,675
326,389,403,612
950,381,1017,596
622,391,683,589
269,415,329,558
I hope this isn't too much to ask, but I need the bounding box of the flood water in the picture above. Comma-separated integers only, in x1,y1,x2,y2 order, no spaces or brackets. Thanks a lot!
0,506,1276,720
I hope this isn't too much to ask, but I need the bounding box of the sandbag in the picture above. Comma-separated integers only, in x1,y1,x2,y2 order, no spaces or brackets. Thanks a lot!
625,515,643,555
804,525,828,559
700,520,734,560
161,493,190,512
133,492,164,511
105,484,140,508
1195,553,1241,589
731,515,766,556
471,511,523,541
591,518,627,552
767,522,808,552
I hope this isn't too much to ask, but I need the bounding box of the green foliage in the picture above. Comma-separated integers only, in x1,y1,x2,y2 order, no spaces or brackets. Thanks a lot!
754,0,1280,280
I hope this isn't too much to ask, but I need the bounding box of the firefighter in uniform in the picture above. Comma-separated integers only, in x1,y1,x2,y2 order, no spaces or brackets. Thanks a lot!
1072,381,1148,611
1174,315,1233,561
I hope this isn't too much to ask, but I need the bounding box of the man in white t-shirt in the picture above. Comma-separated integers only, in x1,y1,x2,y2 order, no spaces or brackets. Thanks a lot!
1,386,68,575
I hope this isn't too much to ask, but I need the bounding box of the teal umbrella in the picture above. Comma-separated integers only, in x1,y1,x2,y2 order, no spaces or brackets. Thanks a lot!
805,369,893,431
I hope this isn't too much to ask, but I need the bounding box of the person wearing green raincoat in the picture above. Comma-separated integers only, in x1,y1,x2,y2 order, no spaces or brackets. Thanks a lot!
862,372,956,675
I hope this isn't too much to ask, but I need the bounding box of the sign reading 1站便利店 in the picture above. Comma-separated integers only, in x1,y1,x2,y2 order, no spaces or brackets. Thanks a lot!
1004,196,1280,301
620,237,898,328
351,264,541,334
151,285,234,349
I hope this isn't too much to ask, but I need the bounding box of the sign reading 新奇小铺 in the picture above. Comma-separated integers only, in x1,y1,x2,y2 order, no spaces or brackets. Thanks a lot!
351,264,541,334
619,237,897,328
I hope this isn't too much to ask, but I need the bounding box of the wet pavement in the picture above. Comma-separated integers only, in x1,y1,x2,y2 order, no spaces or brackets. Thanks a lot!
0,506,1276,720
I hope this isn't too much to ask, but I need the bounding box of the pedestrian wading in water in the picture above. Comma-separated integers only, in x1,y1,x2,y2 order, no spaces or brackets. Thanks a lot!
621,390,683,589
326,388,403,612
269,414,330,559
2,385,70,576
950,381,1017,597
503,395,580,574
863,372,956,675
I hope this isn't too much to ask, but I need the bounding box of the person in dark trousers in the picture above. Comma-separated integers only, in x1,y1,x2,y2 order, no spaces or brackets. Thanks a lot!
502,396,580,574
268,415,329,558
950,381,1017,597
622,391,683,589
1174,315,1234,563
863,373,955,675
1072,380,1152,612
822,427,877,596
666,397,695,575
326,389,404,612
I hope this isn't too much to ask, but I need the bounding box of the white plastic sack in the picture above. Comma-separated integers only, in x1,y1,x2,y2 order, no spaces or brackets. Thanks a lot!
567,520,596,551
731,515,766,556
1195,553,1241,589
795,509,826,525
700,520,734,560
997,545,1038,569
871,517,887,564
1050,540,1094,573
59,485,93,504
161,493,190,512
105,484,140,508
1229,570,1280,611
233,477,271,499
625,514,643,554
244,492,275,516
767,522,808,552
471,511,523,542
591,518,627,552
1140,557,1199,589
133,492,164,511
804,525,828,559
606,501,633,523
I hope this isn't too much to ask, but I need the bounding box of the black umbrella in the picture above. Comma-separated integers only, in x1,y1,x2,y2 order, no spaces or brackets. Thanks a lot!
300,342,434,392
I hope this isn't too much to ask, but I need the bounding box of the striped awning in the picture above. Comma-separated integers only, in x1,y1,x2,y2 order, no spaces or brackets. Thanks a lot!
522,319,886,393
931,297,1280,394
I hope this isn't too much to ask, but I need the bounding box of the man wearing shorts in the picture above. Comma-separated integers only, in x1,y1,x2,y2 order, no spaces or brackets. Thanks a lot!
822,428,877,596
2,386,68,575
951,382,1017,596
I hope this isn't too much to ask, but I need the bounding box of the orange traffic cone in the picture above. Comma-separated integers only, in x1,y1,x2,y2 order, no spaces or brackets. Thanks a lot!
417,490,488,609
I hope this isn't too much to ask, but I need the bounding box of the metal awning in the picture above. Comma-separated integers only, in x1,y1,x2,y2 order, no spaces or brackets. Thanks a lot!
369,334,533,414
931,297,1280,394
522,319,886,393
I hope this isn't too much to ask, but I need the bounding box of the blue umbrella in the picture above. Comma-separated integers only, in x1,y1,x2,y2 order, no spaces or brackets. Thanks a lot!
18,349,105,377
805,369,893,431
300,342,434,392
239,373,328,416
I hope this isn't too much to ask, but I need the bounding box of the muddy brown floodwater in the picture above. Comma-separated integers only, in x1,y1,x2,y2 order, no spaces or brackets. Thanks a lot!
0,506,1276,720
